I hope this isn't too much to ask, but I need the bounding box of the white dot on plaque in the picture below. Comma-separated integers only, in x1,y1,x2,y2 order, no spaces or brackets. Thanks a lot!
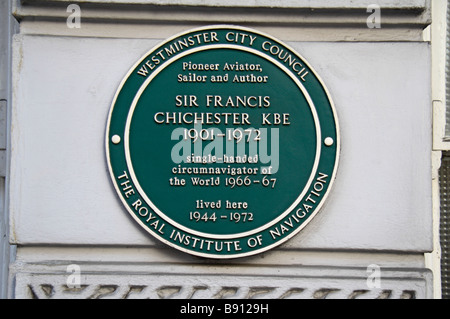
112,135,121,144
324,137,334,147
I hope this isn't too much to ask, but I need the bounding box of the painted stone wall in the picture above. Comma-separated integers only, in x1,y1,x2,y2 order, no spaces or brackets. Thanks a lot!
8,0,434,299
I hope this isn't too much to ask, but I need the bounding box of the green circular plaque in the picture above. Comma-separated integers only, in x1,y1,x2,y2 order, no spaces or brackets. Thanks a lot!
106,25,340,259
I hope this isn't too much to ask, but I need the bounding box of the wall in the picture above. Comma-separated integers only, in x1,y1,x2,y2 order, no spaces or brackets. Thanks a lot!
0,0,15,300
7,0,434,299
